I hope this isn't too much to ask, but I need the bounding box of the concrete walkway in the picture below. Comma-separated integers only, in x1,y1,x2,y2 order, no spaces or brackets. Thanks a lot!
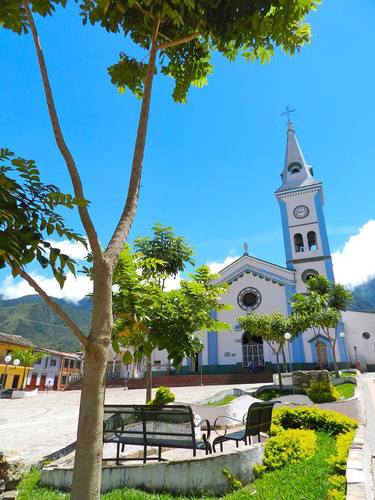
359,372,375,493
0,383,266,464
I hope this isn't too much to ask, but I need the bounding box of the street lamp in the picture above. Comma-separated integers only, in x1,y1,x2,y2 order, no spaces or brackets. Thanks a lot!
284,332,293,375
339,331,348,372
1,355,13,397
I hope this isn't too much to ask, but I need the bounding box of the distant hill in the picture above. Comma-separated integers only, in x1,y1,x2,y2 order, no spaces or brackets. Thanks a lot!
0,295,91,352
350,278,375,312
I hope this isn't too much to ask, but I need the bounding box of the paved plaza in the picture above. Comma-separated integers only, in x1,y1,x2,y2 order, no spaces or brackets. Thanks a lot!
0,383,267,464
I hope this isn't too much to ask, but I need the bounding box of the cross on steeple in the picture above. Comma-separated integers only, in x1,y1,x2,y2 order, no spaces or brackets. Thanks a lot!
281,106,296,122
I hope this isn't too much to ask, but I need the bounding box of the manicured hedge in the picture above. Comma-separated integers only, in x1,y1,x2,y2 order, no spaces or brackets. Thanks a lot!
306,380,339,403
272,406,357,436
263,429,316,470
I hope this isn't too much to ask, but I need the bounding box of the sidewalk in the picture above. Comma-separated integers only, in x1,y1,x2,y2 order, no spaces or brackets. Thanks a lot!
360,373,375,481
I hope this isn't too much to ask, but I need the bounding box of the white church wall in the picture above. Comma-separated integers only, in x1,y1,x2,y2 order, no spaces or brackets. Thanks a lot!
342,311,375,366
216,272,289,366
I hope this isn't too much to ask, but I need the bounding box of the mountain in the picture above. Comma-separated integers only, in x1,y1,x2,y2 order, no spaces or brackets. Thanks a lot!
350,278,375,312
0,295,91,352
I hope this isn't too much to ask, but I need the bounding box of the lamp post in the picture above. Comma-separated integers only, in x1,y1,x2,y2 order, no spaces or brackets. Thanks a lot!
284,332,293,375
339,331,348,372
1,354,12,397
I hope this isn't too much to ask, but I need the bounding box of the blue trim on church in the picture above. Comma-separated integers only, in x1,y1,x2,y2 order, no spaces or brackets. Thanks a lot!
285,284,305,363
314,191,335,282
278,199,293,269
207,311,218,365
337,321,348,362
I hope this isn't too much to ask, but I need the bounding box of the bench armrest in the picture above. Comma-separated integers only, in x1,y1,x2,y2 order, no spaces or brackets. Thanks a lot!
214,416,242,437
195,418,211,442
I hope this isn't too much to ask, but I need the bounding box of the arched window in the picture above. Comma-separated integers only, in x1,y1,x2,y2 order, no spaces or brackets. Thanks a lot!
307,231,318,251
294,233,304,253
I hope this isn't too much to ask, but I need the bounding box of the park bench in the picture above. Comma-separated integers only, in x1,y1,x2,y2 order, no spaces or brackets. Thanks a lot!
103,404,212,464
212,400,279,452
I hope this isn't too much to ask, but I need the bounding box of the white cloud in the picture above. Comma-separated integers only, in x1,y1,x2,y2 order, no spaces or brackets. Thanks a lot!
332,220,375,287
47,239,89,261
0,272,92,304
206,255,240,274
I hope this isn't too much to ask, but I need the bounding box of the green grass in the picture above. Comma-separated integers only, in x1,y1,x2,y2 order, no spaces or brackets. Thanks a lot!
340,371,357,378
336,382,355,399
18,434,336,500
206,394,238,406
256,389,289,401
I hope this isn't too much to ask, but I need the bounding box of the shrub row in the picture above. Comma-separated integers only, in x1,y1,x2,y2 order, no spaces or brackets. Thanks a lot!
326,430,355,500
262,428,316,471
272,406,357,436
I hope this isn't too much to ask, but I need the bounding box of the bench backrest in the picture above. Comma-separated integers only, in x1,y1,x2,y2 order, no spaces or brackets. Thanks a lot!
103,404,197,445
244,401,278,437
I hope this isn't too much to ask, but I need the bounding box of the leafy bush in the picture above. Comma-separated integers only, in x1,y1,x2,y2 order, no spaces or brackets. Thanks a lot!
306,380,339,403
252,464,267,478
329,474,347,489
272,406,357,435
222,468,243,490
327,487,346,500
262,429,316,470
327,431,355,474
148,386,175,406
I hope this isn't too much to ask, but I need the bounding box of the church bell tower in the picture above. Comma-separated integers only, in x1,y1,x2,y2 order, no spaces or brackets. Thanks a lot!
275,120,334,292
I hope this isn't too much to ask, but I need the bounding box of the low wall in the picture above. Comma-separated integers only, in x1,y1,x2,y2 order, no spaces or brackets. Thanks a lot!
41,444,264,495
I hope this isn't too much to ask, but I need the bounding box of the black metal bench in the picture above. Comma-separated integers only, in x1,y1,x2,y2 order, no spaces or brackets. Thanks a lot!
212,400,279,452
103,404,211,464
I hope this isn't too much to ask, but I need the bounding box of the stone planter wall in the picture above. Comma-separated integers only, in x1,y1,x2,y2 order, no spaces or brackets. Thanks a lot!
41,443,264,495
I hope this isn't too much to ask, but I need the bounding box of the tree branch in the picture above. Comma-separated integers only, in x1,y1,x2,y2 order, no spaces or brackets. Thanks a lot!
23,1,102,259
18,269,88,348
105,18,161,264
158,32,199,49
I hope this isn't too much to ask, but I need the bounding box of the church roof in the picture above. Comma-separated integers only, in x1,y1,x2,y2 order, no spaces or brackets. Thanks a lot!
275,121,320,193
214,254,295,287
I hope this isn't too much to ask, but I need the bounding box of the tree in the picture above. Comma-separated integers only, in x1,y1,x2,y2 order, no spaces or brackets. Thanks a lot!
2,1,320,496
11,347,45,388
113,248,230,400
291,275,352,378
239,311,307,387
134,223,194,401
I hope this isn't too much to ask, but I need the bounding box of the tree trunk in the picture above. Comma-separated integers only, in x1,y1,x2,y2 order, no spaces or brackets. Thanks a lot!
281,346,287,373
71,263,113,500
21,366,27,389
146,354,152,403
276,352,283,388
331,340,340,378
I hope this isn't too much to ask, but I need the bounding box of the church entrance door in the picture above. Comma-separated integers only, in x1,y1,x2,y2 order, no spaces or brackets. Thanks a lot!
242,334,264,369
316,341,329,369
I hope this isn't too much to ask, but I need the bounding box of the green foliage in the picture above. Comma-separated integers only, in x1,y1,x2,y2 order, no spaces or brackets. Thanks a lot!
206,394,237,406
0,149,87,287
78,0,320,103
252,463,267,478
327,488,346,500
11,347,45,367
306,380,339,403
113,243,230,367
272,406,357,436
148,386,175,406
262,429,316,471
327,431,355,474
0,0,67,34
222,468,243,490
134,223,194,280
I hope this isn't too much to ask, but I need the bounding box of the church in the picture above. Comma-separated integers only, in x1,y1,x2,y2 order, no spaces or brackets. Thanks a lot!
110,120,375,380
176,119,375,374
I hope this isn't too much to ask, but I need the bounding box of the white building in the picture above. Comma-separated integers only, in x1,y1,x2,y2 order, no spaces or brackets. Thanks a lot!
111,120,375,379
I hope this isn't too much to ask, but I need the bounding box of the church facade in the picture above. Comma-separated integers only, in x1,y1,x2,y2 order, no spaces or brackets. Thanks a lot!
113,121,375,380
181,121,375,374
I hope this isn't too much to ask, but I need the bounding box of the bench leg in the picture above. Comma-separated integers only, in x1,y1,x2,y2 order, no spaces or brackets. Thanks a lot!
236,440,239,448
116,443,120,465
193,448,196,457
143,445,147,464
158,447,162,462
220,441,223,453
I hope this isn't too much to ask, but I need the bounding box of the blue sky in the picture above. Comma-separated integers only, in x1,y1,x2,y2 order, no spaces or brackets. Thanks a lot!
1,0,375,299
